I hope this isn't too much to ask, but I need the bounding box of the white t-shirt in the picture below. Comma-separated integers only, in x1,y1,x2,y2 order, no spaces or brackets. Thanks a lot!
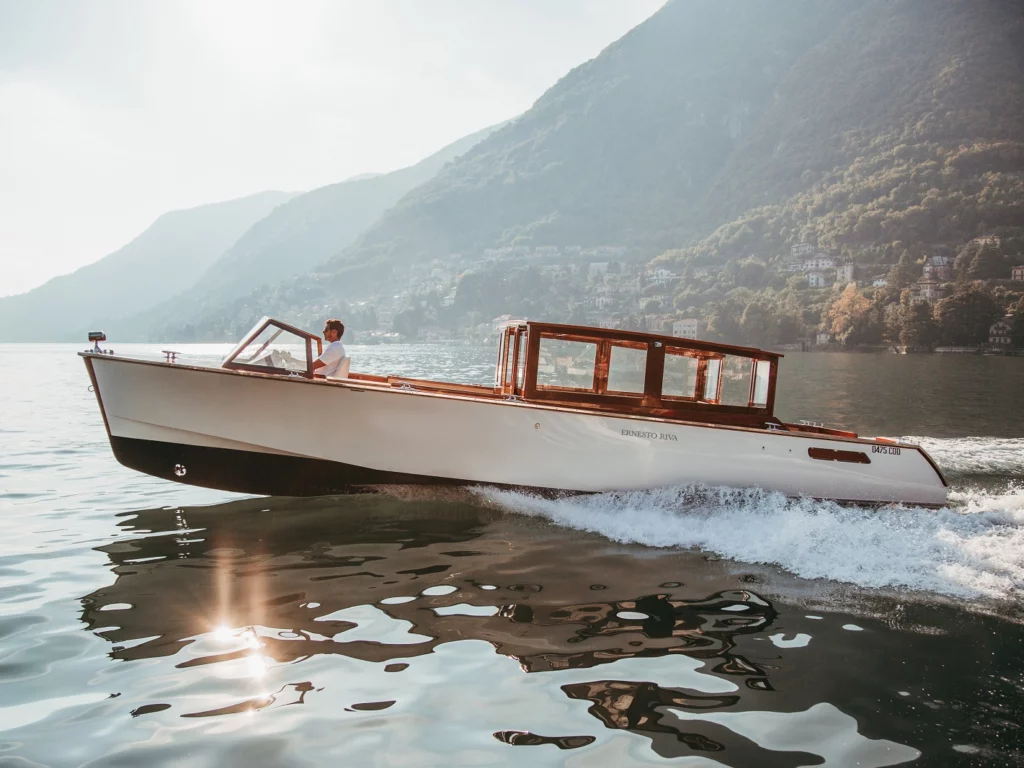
317,340,347,377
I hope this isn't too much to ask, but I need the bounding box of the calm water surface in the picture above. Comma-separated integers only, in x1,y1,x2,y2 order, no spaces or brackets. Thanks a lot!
1,343,1022,766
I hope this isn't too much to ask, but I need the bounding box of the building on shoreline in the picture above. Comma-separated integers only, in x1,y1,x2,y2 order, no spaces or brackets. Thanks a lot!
672,318,701,339
989,318,1013,347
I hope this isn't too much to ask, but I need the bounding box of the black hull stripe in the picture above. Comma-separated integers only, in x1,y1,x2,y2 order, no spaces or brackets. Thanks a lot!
110,436,479,497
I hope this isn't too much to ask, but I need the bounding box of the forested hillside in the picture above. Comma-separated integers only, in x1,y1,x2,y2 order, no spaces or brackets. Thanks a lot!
131,0,1024,342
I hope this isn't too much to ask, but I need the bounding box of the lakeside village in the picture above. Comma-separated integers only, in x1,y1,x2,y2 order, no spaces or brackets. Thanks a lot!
340,237,1024,354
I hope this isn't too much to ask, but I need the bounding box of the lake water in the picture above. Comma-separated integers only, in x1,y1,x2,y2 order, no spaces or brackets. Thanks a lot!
1,343,1022,766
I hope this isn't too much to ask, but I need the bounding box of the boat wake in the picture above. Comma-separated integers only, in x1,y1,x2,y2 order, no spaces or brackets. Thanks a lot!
477,482,1024,601
907,436,1024,479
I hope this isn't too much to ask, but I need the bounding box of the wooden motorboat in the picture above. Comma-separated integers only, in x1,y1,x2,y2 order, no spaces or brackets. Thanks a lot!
81,317,947,506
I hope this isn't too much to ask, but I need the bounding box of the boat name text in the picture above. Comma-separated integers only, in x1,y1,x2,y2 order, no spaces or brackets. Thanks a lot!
871,445,901,456
621,429,678,442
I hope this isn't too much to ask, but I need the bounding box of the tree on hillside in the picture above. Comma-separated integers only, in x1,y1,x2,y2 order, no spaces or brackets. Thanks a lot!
736,257,769,288
952,242,977,281
896,291,939,351
1009,297,1024,348
933,284,1002,345
392,306,424,338
966,241,1007,281
703,302,741,344
827,283,871,344
739,300,777,347
886,251,917,294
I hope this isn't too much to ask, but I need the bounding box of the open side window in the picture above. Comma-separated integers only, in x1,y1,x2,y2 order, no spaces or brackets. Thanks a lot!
720,355,755,406
534,334,598,392
662,350,700,401
605,341,647,396
701,356,723,403
222,317,322,378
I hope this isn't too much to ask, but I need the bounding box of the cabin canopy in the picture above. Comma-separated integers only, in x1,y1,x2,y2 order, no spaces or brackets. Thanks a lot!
495,321,780,426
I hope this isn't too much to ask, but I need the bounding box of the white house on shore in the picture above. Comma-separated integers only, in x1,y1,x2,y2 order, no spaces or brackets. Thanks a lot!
672,318,701,339
808,272,830,288
989,318,1013,346
805,255,837,271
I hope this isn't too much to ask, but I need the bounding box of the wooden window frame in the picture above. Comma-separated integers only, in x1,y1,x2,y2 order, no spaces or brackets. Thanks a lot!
517,322,781,425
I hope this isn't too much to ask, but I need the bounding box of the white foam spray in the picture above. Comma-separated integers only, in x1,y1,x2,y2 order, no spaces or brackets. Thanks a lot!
907,437,1024,478
477,483,1024,600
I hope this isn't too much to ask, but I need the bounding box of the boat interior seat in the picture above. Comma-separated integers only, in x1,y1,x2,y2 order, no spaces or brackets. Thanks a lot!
328,356,351,379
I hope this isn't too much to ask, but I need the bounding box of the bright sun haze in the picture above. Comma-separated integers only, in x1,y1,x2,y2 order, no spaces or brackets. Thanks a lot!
0,0,663,297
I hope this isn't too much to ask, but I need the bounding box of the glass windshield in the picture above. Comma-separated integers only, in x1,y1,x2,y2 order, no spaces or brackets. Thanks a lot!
230,324,310,374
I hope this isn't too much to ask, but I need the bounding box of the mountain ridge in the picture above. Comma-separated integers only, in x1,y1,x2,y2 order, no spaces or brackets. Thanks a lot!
127,121,506,341
0,190,294,342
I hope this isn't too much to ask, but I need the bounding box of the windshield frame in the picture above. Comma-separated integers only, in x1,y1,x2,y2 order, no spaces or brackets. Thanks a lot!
221,316,323,378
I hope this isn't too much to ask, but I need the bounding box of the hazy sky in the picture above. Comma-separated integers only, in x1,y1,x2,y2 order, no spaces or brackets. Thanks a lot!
0,0,662,297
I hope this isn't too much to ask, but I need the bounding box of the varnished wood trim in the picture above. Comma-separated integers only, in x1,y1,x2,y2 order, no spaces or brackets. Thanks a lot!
526,321,782,360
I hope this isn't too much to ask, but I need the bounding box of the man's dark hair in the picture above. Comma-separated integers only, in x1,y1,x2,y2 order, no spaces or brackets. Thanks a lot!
324,318,345,337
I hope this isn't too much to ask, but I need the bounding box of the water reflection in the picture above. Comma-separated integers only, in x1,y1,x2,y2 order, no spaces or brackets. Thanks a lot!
78,493,1010,765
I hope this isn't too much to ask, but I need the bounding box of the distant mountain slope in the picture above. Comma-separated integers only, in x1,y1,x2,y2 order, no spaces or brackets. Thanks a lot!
130,122,502,340
116,0,1024,340
319,0,850,277
0,191,293,342
319,0,1022,280
196,122,502,293
691,0,1024,240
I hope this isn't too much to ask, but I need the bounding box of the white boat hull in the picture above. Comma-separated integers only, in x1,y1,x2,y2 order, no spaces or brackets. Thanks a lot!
84,355,948,507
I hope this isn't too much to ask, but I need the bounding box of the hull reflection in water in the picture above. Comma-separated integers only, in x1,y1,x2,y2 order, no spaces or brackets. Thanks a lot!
79,494,1021,765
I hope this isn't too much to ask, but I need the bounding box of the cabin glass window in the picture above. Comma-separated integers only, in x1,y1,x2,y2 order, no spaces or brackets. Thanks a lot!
702,358,721,401
720,356,754,406
231,325,310,374
752,360,771,407
607,344,647,395
503,334,515,388
516,332,527,391
494,335,505,387
536,336,597,391
663,351,699,399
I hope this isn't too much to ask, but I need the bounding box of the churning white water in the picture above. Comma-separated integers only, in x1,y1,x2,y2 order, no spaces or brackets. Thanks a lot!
908,436,1024,478
478,437,1024,600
